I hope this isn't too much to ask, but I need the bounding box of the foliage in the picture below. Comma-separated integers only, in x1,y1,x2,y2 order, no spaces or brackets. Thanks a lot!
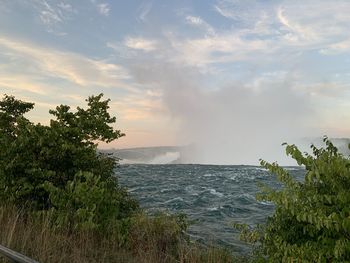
127,212,188,257
0,203,240,263
238,137,350,262
44,171,138,231
0,94,138,230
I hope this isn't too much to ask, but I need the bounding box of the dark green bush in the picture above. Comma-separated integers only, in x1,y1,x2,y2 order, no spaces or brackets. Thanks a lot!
240,137,350,262
0,94,138,230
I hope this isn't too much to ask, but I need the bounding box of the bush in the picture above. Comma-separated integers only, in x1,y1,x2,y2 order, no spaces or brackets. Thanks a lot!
44,171,138,231
128,212,188,256
0,94,138,230
241,137,350,262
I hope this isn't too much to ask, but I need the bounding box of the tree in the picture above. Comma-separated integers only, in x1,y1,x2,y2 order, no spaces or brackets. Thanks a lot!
0,94,138,230
241,137,350,262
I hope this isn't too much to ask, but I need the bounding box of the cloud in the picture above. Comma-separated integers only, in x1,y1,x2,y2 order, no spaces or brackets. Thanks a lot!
106,41,137,58
0,36,131,89
158,0,350,71
276,1,350,48
39,1,62,26
186,15,204,26
0,75,48,95
0,36,165,139
214,0,268,24
116,98,163,120
124,37,158,52
29,0,77,34
185,15,215,36
97,3,110,16
320,39,350,55
166,31,270,67
276,6,319,44
137,1,153,22
57,2,74,13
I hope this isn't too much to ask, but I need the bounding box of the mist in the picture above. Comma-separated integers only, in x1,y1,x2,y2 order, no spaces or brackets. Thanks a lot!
131,62,315,165
101,1,350,166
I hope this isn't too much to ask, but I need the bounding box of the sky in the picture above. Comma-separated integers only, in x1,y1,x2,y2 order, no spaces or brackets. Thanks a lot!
1,0,350,164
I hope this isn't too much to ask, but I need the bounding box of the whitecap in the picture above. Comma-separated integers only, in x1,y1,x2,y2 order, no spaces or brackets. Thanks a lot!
254,167,268,172
258,201,274,206
185,185,198,195
163,197,184,204
202,173,215,177
209,189,224,197
127,187,139,193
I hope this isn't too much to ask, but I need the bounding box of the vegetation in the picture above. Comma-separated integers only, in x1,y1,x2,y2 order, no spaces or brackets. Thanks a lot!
0,94,237,263
3,93,349,262
0,94,138,230
238,137,350,262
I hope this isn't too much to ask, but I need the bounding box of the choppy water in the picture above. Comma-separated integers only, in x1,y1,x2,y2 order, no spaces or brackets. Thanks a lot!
116,164,305,253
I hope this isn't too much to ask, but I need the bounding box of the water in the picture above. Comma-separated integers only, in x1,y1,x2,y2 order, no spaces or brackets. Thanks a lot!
116,164,305,253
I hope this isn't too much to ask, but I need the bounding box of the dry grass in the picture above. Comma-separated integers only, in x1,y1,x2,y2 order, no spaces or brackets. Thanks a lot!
0,204,244,263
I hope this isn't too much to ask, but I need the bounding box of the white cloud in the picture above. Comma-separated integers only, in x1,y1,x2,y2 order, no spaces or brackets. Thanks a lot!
0,36,131,89
276,1,350,47
185,15,215,36
186,15,203,26
124,37,158,52
0,74,48,95
214,0,267,23
160,0,350,70
57,2,74,13
39,3,62,26
166,32,270,67
28,0,77,34
277,6,320,45
97,3,110,16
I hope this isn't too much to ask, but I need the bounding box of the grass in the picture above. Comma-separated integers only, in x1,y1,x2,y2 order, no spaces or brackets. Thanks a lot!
0,204,246,263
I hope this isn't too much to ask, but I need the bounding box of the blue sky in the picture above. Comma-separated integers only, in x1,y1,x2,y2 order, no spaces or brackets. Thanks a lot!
1,0,350,163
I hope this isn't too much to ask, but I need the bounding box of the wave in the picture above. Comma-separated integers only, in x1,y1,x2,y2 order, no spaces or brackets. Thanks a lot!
209,189,224,197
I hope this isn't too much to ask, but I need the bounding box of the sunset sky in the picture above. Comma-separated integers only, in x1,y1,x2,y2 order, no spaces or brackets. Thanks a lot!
1,0,350,161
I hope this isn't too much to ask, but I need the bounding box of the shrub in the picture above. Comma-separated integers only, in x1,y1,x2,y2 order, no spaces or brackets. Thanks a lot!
0,94,138,230
241,137,350,262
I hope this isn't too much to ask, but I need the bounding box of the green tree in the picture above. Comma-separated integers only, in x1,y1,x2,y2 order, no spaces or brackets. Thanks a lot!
240,137,350,262
0,94,138,230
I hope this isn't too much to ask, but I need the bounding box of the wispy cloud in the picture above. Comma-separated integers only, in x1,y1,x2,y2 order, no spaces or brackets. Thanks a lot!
276,1,350,48
39,1,62,26
124,37,158,52
97,3,110,16
112,95,164,121
137,1,153,22
214,0,267,24
29,0,77,34
185,15,215,36
0,36,131,89
158,0,350,70
320,39,350,55
166,31,270,67
0,74,48,95
57,2,75,13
